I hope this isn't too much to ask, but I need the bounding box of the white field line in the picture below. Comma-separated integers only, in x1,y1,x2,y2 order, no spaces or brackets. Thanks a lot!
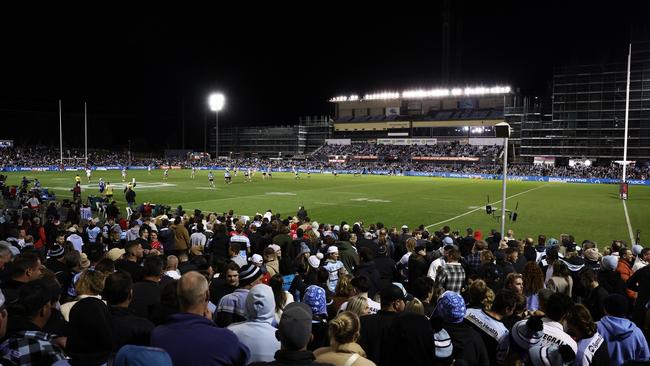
425,185,547,229
622,200,635,244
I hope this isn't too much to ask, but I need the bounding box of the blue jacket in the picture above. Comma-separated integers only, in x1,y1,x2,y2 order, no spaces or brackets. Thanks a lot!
228,285,281,364
151,312,250,366
597,315,650,365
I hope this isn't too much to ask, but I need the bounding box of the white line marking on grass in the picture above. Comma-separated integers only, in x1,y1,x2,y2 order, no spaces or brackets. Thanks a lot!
266,192,296,196
622,200,635,244
425,185,546,229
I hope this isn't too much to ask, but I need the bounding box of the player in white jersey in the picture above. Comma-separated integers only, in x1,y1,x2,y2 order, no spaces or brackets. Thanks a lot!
147,165,152,175
163,169,169,181
224,169,232,185
244,168,252,182
208,171,215,188
293,167,300,179
121,168,127,182
267,166,272,179
191,166,196,179
86,168,92,182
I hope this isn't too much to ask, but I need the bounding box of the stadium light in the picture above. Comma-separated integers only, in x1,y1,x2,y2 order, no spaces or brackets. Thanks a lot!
330,85,512,102
208,93,225,159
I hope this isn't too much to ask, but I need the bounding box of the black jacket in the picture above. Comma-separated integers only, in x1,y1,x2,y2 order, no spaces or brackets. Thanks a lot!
627,265,650,327
374,256,398,289
129,280,161,320
358,310,398,366
109,306,155,349
353,262,382,299
442,320,489,366
597,270,627,297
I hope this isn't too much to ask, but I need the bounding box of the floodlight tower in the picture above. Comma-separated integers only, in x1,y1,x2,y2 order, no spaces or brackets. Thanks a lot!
208,93,225,160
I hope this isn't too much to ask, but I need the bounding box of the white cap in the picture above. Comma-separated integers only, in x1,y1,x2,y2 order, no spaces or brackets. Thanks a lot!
401,225,408,229
333,225,340,232
250,254,263,265
268,244,281,253
364,232,373,240
342,224,350,231
327,246,339,254
308,255,320,268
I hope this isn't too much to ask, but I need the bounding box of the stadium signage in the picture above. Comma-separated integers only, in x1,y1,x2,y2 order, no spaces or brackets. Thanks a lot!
330,85,511,102
412,156,480,162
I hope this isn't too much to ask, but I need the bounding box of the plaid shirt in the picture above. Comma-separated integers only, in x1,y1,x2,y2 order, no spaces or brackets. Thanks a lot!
438,262,466,293
466,252,482,275
0,330,66,366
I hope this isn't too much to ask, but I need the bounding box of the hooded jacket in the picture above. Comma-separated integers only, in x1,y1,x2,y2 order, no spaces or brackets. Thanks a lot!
171,223,190,251
597,315,650,365
228,284,281,363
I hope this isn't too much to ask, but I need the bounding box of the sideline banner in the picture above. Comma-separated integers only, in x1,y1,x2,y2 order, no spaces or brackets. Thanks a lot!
2,166,649,186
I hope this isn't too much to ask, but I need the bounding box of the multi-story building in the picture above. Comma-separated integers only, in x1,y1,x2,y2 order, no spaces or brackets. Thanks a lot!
518,42,650,164
212,116,332,158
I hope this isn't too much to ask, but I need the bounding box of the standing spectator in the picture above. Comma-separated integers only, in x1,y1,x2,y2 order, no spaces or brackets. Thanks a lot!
617,247,636,302
465,289,516,365
465,240,486,276
210,262,240,307
407,243,428,290
460,228,476,258
323,246,346,292
373,245,398,290
628,259,650,330
0,280,66,365
66,225,84,253
435,291,489,366
1,253,44,303
632,247,650,272
314,311,376,366
103,271,155,348
581,269,609,321
249,302,329,366
190,223,207,250
437,248,465,293
522,261,545,311
115,241,144,282
504,273,524,295
151,271,250,366
228,284,281,363
598,256,627,297
60,269,107,321
563,304,611,365
216,264,263,327
64,297,115,365
336,231,359,275
302,285,329,351
546,261,573,297
539,293,578,352
358,284,405,366
353,248,381,299
597,294,650,364
171,217,190,256
130,255,163,319
158,219,175,255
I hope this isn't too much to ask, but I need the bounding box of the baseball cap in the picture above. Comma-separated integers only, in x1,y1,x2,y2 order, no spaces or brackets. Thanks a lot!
333,225,340,232
442,237,454,245
401,225,408,229
601,255,618,271
327,246,339,254
342,224,350,231
250,254,263,265
268,244,281,253
106,248,126,261
278,302,313,350
632,244,644,256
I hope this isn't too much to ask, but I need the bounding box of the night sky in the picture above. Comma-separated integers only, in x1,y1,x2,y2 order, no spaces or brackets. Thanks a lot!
1,1,647,151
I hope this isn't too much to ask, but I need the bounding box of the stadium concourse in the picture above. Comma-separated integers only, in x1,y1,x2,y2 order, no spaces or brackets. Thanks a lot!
1,146,650,365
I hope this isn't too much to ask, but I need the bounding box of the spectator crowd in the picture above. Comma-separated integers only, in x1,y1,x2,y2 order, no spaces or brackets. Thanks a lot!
0,186,649,365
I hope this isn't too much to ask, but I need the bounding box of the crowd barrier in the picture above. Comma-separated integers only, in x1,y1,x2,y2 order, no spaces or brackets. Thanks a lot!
2,166,649,186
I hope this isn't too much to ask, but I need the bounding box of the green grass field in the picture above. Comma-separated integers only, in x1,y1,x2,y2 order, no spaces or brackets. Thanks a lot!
4,170,649,246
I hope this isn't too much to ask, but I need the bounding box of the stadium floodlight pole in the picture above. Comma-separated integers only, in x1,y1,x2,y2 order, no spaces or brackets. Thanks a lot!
495,121,511,237
208,93,225,160
500,137,508,236
59,99,63,168
622,43,632,183
84,102,88,168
